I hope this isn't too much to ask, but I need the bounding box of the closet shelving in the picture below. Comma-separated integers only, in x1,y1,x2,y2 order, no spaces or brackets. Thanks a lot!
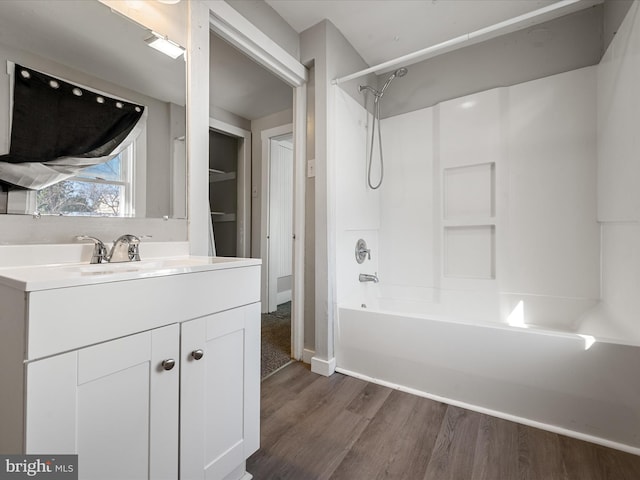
210,212,236,223
209,129,241,257
209,168,237,183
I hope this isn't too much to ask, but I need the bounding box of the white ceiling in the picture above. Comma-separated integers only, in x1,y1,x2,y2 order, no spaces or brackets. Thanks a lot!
266,0,592,66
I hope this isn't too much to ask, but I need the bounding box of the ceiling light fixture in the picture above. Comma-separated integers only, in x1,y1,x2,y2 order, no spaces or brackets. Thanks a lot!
156,0,181,4
145,32,185,59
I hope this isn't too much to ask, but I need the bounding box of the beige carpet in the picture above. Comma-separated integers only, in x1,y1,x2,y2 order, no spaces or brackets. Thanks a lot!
261,301,291,378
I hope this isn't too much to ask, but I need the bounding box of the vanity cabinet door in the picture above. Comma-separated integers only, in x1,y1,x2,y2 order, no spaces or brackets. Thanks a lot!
26,324,179,480
180,303,260,480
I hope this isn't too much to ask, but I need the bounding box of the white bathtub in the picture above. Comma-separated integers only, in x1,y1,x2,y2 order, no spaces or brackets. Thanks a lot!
336,288,640,454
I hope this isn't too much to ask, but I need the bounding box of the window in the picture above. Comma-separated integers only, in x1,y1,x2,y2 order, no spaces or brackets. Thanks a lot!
36,144,135,217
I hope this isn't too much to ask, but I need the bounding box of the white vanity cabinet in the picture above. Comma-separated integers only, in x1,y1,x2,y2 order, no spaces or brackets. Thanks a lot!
180,305,260,480
26,325,180,480
0,257,261,480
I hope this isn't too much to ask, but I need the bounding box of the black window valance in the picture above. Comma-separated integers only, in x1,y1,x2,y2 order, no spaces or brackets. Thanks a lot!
0,63,146,190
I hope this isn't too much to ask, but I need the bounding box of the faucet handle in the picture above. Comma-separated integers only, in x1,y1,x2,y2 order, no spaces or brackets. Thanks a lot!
108,234,140,262
128,237,141,262
355,239,371,264
111,234,151,262
76,235,108,264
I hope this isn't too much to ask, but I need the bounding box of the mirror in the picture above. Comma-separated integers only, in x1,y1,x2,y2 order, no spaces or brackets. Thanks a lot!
0,0,186,218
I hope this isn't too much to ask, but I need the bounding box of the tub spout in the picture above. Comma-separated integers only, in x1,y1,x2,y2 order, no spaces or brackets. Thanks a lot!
359,273,379,283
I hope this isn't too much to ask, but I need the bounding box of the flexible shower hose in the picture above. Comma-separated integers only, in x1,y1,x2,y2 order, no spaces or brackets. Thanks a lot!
367,97,384,190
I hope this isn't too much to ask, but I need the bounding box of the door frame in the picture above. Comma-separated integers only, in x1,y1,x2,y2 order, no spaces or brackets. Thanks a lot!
209,2,307,361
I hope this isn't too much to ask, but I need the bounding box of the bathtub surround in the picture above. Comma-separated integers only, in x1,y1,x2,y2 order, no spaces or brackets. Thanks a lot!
333,1,640,454
597,2,640,339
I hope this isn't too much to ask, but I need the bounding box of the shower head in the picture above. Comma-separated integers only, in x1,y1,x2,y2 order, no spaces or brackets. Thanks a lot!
379,67,408,97
358,67,408,99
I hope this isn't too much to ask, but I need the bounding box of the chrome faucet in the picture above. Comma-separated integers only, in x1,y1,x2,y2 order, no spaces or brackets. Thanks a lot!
359,273,379,283
76,235,109,264
108,234,142,263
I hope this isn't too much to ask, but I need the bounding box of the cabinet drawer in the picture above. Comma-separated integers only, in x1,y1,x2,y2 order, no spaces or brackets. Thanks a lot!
26,265,260,359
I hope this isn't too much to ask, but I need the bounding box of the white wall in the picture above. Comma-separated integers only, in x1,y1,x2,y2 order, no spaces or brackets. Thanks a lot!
597,1,640,338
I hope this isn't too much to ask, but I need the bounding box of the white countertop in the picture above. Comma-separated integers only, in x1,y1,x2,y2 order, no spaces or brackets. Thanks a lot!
0,256,261,292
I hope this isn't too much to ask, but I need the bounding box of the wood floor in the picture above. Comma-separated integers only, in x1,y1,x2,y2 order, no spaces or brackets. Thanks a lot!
247,362,640,480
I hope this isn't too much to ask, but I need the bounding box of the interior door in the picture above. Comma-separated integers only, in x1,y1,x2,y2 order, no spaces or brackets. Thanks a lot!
267,135,294,312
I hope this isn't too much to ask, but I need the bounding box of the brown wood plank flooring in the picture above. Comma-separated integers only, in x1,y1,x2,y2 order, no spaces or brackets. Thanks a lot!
247,362,640,480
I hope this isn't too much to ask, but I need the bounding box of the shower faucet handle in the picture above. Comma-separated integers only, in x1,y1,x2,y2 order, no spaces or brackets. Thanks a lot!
355,239,371,264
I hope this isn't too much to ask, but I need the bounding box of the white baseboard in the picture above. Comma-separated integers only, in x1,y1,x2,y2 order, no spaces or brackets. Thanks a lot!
311,356,336,377
335,367,640,457
277,289,292,305
224,462,251,480
302,348,315,364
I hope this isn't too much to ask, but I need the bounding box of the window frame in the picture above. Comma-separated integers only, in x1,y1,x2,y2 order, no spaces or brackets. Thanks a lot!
34,141,136,217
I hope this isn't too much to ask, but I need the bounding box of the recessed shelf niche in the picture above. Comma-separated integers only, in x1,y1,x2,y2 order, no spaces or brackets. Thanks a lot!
444,225,495,279
442,162,496,280
443,162,495,221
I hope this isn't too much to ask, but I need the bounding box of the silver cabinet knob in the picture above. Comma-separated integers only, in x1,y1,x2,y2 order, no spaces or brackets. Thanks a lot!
191,349,204,360
162,359,176,371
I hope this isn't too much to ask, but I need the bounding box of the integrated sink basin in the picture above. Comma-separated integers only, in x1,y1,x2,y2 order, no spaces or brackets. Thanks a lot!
0,256,261,291
65,257,239,275
66,260,166,275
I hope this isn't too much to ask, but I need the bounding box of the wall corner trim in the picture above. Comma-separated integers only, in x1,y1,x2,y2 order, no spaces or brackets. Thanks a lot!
302,348,315,365
311,356,336,377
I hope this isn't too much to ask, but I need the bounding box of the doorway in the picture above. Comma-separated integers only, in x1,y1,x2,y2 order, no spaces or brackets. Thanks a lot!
260,128,294,377
208,22,306,374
